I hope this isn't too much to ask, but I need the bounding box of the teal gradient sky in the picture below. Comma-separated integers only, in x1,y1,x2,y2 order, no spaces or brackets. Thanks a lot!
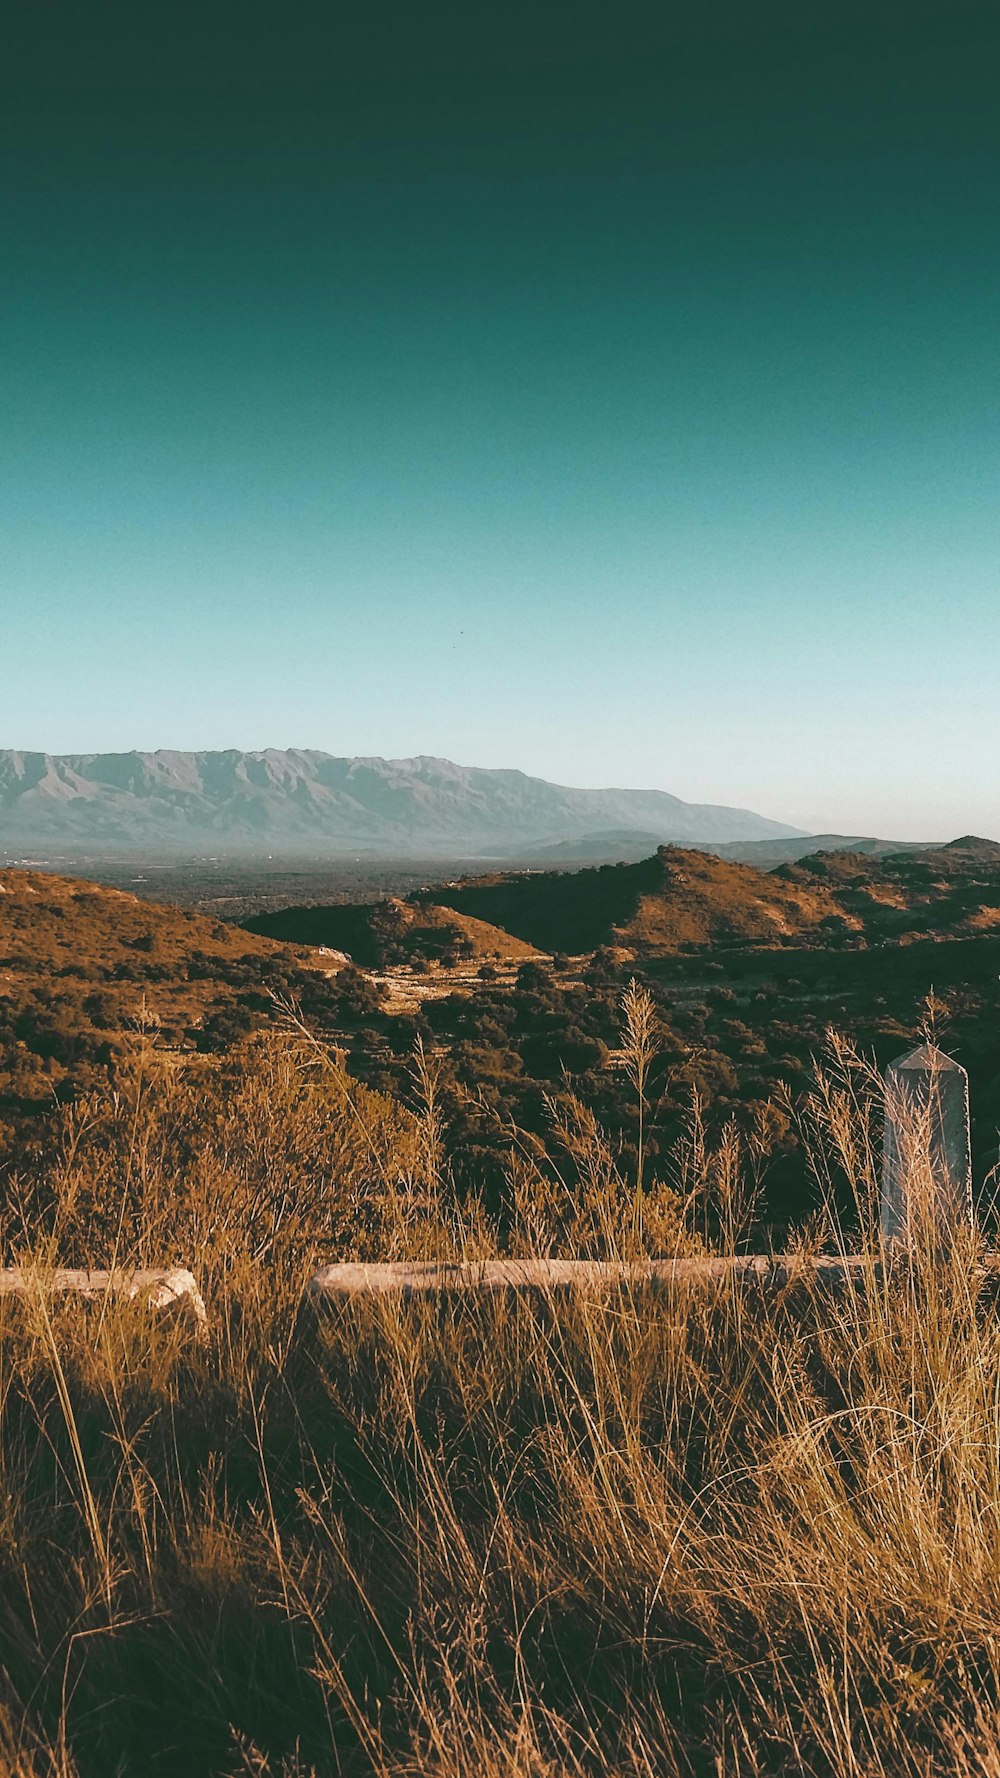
3,2,999,837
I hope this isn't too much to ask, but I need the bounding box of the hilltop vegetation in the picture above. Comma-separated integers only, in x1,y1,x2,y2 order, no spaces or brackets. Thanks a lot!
248,839,1000,963
417,845,852,953
247,844,854,957
246,893,541,969
780,837,1000,938
422,839,1000,953
0,872,385,1131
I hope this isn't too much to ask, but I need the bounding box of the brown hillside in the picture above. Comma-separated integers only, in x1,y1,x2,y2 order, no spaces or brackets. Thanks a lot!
388,900,542,962
236,838,1000,975
245,894,540,966
616,848,857,952
424,840,1000,957
418,846,855,956
779,838,1000,942
0,868,283,968
0,870,309,1109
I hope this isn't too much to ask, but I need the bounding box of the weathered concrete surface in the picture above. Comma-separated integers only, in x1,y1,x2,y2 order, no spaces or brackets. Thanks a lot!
882,1043,973,1248
0,1267,207,1324
307,1256,879,1300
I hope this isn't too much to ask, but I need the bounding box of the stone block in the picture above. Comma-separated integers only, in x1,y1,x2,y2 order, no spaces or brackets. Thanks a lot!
0,1266,207,1325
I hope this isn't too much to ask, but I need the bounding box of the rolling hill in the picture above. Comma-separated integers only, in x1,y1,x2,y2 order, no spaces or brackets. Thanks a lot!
248,845,853,958
244,894,542,968
778,836,1000,939
0,867,285,989
245,838,1000,961
0,750,802,856
419,847,854,955
0,870,312,1110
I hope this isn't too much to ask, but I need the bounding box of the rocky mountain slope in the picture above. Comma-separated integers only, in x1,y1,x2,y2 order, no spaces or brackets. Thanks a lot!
0,750,801,855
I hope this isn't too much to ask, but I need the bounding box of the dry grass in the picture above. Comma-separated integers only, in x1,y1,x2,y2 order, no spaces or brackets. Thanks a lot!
0,1003,996,1775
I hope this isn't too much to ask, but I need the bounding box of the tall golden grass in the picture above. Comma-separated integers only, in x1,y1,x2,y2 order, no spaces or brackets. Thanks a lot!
0,999,996,1775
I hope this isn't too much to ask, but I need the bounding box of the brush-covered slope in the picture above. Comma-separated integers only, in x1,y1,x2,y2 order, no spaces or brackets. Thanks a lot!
0,870,308,1106
238,835,1000,976
251,847,853,960
779,836,1000,939
0,868,283,983
421,839,1000,956
246,895,542,967
0,749,801,854
426,846,855,954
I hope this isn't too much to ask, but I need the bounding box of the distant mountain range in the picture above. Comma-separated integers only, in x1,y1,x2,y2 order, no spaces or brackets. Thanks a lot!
0,750,803,856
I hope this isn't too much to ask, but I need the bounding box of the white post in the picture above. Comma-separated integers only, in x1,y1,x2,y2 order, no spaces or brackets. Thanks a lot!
881,1043,972,1249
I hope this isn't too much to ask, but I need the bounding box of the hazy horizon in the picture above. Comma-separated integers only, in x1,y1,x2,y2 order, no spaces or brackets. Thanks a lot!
5,1,998,839
2,742,992,847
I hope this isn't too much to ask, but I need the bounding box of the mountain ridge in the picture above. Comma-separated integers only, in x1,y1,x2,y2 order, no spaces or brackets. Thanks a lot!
0,749,802,855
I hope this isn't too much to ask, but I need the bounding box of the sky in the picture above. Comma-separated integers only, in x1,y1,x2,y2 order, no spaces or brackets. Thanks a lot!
3,0,999,839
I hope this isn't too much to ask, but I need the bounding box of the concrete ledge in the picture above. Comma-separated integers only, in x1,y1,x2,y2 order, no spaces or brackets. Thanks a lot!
306,1255,887,1301
0,1267,208,1324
